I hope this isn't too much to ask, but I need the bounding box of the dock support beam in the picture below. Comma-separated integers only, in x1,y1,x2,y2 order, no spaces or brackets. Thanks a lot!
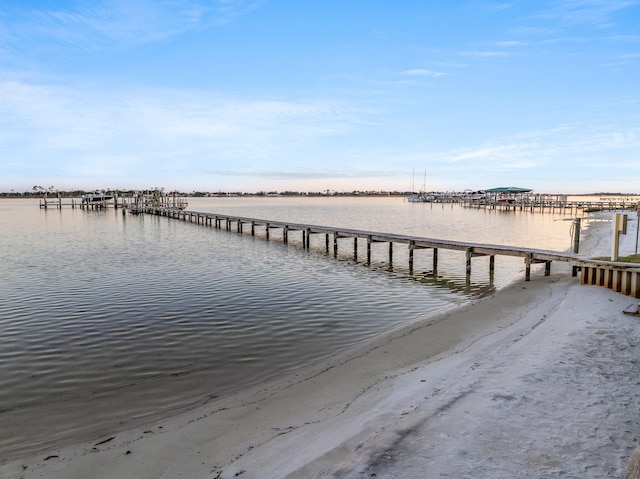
433,248,438,273
409,241,414,274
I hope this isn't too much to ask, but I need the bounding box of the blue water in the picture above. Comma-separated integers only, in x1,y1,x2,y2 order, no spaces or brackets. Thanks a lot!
0,197,579,458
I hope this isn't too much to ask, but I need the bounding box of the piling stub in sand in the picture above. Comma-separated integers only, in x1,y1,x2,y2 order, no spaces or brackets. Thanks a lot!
625,446,640,479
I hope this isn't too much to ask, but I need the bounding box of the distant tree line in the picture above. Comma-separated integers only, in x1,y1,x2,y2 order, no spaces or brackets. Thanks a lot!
1,188,412,198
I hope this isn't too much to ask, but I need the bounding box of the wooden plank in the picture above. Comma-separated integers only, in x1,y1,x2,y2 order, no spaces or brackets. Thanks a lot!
632,272,640,299
612,270,623,292
622,271,632,296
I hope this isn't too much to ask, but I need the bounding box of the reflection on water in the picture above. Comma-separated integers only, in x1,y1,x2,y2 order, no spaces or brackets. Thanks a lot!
0,197,578,459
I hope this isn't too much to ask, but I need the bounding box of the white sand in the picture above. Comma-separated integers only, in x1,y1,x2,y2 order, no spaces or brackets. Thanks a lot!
2,212,640,479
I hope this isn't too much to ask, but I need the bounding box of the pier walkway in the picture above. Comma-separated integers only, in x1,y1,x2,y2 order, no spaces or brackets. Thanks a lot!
138,207,639,299
143,207,572,276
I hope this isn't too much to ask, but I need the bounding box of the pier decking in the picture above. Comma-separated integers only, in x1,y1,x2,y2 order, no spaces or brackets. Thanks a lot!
137,206,640,298
460,198,637,213
134,208,550,274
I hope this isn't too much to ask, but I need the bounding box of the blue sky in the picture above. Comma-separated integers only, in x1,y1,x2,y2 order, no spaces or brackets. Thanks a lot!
1,1,639,194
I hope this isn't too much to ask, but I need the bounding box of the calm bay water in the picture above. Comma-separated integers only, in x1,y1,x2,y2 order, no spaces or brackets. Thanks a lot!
0,197,579,459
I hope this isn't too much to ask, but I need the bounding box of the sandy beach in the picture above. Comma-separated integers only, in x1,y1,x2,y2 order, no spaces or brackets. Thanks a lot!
2,212,640,479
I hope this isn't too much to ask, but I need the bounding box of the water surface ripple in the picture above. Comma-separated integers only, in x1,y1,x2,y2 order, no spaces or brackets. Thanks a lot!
0,197,578,458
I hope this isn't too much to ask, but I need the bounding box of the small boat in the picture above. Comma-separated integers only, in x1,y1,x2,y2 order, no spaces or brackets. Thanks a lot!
82,192,114,203
407,191,435,202
167,204,187,211
462,189,487,200
407,169,435,202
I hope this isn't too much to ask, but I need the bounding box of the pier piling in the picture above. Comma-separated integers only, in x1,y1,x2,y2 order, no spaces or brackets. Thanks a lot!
135,206,640,296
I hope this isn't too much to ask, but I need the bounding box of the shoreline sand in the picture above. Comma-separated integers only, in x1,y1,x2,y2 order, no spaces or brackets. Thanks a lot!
2,213,639,478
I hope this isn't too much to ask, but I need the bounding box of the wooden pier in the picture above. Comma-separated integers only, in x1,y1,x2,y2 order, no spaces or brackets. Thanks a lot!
461,198,638,214
141,207,564,276
38,191,189,211
39,197,83,209
137,206,640,298
418,191,640,214
39,195,117,210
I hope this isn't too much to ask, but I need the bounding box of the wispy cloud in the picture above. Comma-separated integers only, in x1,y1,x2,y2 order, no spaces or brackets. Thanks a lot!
401,69,446,77
429,124,640,170
2,0,263,51
460,50,516,57
491,40,529,47
0,80,360,176
536,0,638,28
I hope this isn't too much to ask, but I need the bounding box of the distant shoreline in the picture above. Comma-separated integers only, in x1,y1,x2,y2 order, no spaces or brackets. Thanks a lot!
2,190,640,199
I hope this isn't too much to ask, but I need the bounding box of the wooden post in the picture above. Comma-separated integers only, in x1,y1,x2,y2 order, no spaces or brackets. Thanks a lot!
284,226,288,244
630,272,640,298
325,233,329,253
367,235,372,266
408,240,414,274
613,270,623,292
612,213,628,261
525,253,532,281
465,247,472,276
622,271,633,296
353,237,358,261
305,228,310,249
389,242,393,267
544,261,551,276
266,223,270,240
489,255,495,276
333,232,338,257
433,248,438,272
572,218,581,253
251,221,255,236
